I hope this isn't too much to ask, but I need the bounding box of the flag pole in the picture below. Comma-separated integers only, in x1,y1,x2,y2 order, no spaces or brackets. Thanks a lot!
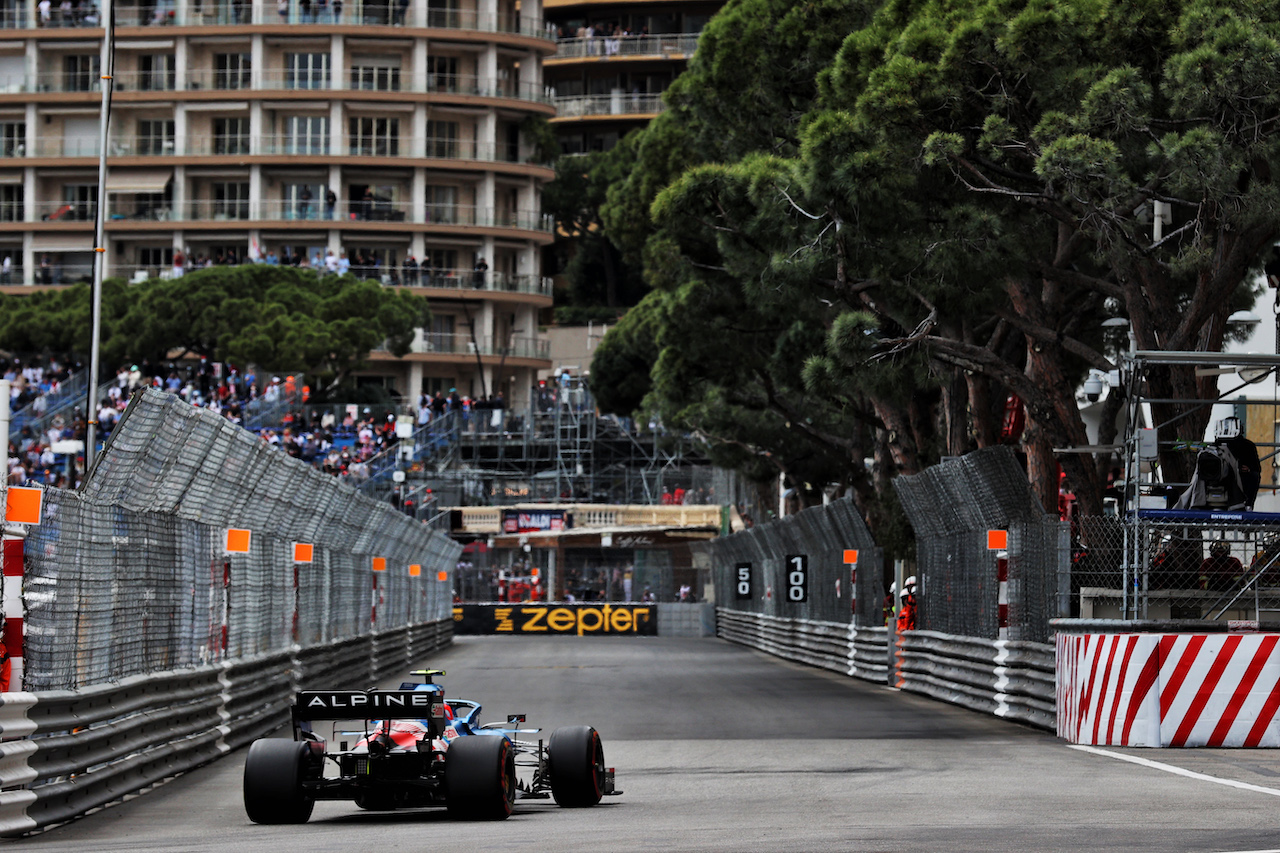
84,0,113,478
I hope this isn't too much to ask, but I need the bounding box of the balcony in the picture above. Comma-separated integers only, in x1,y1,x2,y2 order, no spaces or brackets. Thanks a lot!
8,69,554,105
552,92,664,119
3,263,554,295
18,134,528,164
551,33,698,61
23,197,552,232
389,333,551,359
5,2,552,38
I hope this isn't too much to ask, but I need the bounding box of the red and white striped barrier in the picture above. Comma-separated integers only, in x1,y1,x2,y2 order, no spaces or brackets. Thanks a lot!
1057,632,1280,747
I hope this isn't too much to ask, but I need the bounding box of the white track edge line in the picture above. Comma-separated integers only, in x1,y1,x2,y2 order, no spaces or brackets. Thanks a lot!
1067,743,1280,797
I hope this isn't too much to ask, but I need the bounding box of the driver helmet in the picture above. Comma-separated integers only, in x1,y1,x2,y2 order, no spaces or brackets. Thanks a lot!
1210,540,1230,558
1216,416,1242,440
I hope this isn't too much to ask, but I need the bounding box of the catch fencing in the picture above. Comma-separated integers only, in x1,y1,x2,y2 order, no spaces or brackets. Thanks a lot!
19,387,461,691
705,454,1062,730
700,498,891,682
894,446,1068,643
0,388,460,834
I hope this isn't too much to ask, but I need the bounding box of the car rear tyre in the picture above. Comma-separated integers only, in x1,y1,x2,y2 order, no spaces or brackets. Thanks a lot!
548,725,605,807
445,736,515,820
243,738,316,824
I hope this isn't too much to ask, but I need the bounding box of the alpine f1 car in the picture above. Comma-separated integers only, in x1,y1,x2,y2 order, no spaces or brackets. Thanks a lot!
242,669,620,823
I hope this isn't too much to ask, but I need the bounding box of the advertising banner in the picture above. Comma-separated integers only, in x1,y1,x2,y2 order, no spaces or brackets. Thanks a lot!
501,509,570,534
453,603,657,636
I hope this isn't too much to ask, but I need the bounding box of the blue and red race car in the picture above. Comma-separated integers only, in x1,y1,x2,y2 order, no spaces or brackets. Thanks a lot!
243,669,619,823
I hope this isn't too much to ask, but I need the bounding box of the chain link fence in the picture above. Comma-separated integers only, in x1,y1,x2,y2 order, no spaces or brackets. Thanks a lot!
20,388,460,692
1070,513,1280,622
702,498,884,626
894,446,1068,643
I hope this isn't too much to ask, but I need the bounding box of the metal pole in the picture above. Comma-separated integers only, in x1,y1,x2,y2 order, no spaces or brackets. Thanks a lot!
0,378,9,457
85,0,113,475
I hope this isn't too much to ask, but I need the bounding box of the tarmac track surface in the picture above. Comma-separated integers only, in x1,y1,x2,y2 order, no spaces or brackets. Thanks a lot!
10,635,1280,852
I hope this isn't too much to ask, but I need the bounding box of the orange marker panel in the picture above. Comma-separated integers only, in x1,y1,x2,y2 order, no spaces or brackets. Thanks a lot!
409,564,421,577
293,543,314,563
843,549,859,564
4,487,42,525
372,557,387,572
226,528,251,553
987,529,1008,550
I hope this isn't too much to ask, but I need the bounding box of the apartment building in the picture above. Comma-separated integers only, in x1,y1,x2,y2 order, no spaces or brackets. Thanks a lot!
0,0,556,404
541,0,719,153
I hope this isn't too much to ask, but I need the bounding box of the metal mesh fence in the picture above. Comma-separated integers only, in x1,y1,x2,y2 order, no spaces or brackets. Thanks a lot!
894,446,1066,643
19,388,461,692
1070,514,1280,622
702,498,885,626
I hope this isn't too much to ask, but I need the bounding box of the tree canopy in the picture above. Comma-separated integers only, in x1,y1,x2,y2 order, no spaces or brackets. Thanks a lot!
0,266,430,398
592,0,1279,524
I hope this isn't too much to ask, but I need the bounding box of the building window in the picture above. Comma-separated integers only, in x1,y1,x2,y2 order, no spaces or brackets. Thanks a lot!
284,183,322,220
424,185,457,224
62,184,97,221
137,120,175,155
139,54,175,91
348,117,399,157
425,120,458,158
423,248,457,277
214,53,251,90
0,185,22,222
350,56,401,91
138,247,174,268
0,122,23,157
426,0,458,28
213,118,250,155
285,53,330,90
283,116,329,155
212,182,250,219
427,56,457,92
62,55,99,92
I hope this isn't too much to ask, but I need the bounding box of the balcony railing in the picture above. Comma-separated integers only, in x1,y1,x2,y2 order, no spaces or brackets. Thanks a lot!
19,134,526,164
12,69,554,105
5,2,551,38
553,92,664,118
25,197,552,231
388,333,550,359
3,263,553,297
552,33,699,60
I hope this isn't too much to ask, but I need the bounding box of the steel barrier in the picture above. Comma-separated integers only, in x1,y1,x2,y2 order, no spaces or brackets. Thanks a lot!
0,620,451,837
715,609,890,682
894,630,1055,730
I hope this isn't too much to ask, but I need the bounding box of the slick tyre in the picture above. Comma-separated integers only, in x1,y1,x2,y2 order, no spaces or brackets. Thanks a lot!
445,736,516,820
243,738,316,824
548,725,605,807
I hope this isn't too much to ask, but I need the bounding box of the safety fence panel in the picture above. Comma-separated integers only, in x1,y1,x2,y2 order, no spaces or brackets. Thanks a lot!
702,497,884,627
18,388,461,692
894,446,1066,643
0,624,452,837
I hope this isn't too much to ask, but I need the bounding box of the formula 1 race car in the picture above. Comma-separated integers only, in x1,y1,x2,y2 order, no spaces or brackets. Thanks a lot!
242,669,620,823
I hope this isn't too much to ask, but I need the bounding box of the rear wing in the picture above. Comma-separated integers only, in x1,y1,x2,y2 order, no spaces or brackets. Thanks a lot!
293,690,443,722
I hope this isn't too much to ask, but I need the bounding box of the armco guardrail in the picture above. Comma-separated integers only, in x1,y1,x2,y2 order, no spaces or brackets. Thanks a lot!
894,630,1054,730
716,609,889,682
0,621,450,837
